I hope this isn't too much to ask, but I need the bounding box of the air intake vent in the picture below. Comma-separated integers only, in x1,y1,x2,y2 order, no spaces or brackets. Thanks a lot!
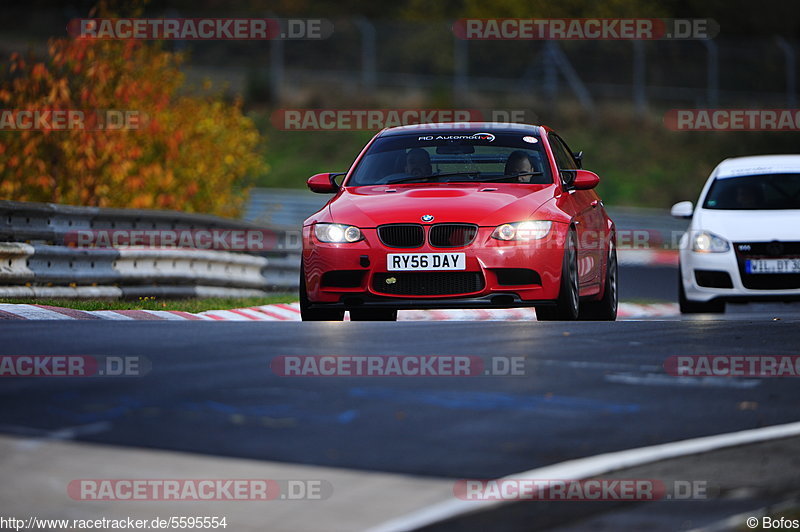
377,224,425,248
429,224,478,248
372,272,484,296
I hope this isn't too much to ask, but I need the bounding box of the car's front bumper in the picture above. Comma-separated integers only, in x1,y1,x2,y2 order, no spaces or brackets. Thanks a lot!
680,246,800,303
302,225,568,308
306,293,554,310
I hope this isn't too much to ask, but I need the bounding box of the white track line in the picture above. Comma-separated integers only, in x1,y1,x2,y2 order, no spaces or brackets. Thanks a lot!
604,372,761,389
0,422,110,440
366,420,800,532
0,422,112,451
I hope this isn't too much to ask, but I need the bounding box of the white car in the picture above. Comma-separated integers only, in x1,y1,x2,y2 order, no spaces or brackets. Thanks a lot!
671,155,800,313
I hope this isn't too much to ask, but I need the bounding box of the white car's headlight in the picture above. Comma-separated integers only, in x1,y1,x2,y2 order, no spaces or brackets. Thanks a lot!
314,223,363,243
491,221,552,241
692,231,730,253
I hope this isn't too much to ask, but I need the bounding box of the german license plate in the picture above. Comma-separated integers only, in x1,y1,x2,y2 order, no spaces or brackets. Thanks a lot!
746,259,800,274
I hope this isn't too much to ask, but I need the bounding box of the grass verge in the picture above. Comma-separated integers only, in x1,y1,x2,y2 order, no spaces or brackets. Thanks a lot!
0,295,297,313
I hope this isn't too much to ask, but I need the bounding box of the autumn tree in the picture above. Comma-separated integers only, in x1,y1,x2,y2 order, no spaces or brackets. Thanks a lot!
0,6,265,217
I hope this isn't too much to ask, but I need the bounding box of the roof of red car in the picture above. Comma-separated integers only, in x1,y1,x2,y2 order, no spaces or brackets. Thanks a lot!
378,122,545,136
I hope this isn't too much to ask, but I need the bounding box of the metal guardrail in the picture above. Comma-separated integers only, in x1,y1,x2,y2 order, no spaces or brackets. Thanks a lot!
242,188,327,227
0,200,267,243
0,200,300,299
28,245,121,285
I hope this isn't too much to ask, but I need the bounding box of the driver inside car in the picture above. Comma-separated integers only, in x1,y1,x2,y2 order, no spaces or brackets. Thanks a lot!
504,150,533,182
404,148,433,177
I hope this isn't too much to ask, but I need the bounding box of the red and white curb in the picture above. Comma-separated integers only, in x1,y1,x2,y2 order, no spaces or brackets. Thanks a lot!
0,302,678,321
618,249,678,266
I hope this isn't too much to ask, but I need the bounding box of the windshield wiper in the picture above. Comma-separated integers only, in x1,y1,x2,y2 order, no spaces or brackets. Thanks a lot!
446,172,544,183
386,172,480,184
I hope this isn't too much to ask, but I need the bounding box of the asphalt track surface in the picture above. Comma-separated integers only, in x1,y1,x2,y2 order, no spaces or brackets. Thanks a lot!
619,265,678,301
2,266,800,481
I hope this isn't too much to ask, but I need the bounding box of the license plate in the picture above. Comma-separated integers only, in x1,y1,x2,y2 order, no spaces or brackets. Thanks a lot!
387,253,466,271
746,259,800,274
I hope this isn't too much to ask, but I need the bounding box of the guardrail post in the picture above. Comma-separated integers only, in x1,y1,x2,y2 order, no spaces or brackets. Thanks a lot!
354,17,377,91
270,29,285,104
776,37,797,108
543,42,558,102
547,41,595,114
703,40,720,108
454,33,468,104
632,41,647,117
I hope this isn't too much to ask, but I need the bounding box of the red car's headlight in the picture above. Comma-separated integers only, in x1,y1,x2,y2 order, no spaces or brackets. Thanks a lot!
492,221,552,241
314,223,364,243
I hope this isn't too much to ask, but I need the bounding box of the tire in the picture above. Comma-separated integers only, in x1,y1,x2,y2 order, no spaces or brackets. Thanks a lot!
536,229,580,321
579,241,618,321
299,263,345,321
678,266,725,314
349,309,398,321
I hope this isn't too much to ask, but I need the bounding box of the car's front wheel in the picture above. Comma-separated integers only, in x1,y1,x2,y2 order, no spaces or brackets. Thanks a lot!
300,263,345,321
678,266,726,314
536,229,580,321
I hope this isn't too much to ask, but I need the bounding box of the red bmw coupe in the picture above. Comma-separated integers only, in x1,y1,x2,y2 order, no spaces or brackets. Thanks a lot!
300,122,617,321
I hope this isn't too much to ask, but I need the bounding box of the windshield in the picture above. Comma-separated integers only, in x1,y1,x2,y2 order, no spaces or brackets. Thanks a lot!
703,173,800,210
346,132,553,186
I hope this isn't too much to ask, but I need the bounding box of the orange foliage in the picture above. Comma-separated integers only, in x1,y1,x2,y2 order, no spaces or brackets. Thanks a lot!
0,16,264,217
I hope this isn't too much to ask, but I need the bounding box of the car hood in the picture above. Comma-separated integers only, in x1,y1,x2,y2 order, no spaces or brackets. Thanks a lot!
694,208,800,242
325,184,559,227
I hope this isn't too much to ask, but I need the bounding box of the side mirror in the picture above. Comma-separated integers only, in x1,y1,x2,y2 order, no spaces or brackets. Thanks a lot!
570,169,600,190
573,151,583,169
671,201,694,219
307,173,342,193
